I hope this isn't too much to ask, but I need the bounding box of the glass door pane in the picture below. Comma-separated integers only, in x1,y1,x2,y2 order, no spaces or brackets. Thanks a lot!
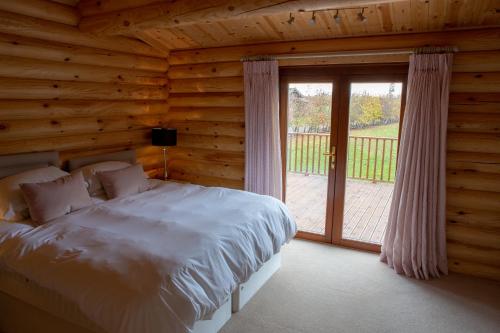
285,83,334,236
342,82,403,244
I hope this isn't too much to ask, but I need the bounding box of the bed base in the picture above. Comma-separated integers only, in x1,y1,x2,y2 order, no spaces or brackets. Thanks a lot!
0,253,281,332
0,283,231,333
232,252,282,313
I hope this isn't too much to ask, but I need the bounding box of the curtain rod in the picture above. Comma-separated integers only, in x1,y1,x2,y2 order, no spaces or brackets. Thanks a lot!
240,46,459,62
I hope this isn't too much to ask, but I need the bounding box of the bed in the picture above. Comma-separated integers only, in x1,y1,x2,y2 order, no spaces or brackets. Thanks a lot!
0,151,296,333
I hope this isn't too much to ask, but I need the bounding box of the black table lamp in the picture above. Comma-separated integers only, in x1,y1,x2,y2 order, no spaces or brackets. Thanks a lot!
152,128,177,179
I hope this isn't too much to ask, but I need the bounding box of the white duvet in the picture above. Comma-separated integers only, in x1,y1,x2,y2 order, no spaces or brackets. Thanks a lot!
0,181,296,333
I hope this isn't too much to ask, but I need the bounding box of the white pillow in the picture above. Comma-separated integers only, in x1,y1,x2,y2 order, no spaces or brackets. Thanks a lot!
71,161,131,196
0,166,69,222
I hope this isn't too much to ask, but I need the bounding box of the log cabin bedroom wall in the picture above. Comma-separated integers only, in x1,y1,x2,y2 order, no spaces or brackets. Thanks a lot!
0,0,169,177
0,0,499,282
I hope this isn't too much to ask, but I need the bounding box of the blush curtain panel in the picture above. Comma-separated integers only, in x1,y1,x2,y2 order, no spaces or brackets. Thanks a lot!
243,60,282,199
381,50,454,279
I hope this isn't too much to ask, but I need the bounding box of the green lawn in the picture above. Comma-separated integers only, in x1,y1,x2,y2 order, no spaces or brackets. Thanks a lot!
350,123,399,138
287,123,399,182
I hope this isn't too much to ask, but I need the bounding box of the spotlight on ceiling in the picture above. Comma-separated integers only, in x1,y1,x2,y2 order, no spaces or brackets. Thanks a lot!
333,9,341,24
287,12,295,25
309,11,317,25
358,8,367,22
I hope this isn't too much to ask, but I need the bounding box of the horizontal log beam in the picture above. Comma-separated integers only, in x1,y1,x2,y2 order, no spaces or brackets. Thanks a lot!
168,93,244,107
448,112,500,133
0,78,168,100
0,100,168,120
447,188,500,212
169,28,500,65
177,134,244,152
167,147,244,165
452,51,500,72
166,107,244,122
0,0,80,26
447,242,500,267
0,55,167,85
169,77,243,93
447,170,500,193
78,0,161,17
0,129,151,155
168,120,244,137
168,171,243,189
449,93,500,113
167,51,500,80
0,33,168,72
60,145,151,163
52,0,79,6
446,151,500,174
448,258,500,281
450,72,500,93
447,206,500,230
0,115,168,140
168,62,242,79
447,132,500,154
0,10,164,57
168,159,244,181
447,224,500,250
79,0,404,35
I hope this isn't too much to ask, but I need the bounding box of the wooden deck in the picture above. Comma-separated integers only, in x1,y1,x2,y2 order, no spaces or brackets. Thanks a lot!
285,173,394,244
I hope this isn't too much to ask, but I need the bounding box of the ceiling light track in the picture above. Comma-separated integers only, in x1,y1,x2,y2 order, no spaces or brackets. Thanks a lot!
285,6,369,26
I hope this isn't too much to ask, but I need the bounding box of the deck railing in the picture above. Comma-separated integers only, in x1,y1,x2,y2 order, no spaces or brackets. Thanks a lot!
287,132,398,182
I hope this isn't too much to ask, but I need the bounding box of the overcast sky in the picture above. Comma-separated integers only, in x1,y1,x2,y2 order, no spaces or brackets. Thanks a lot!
290,82,403,97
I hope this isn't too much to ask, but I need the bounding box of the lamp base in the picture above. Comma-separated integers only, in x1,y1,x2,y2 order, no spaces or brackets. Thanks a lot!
163,147,168,180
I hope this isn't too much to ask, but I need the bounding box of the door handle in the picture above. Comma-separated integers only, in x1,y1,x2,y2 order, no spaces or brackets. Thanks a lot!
323,146,336,170
323,146,336,156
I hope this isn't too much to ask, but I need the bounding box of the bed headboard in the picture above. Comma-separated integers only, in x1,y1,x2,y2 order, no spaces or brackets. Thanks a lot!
68,150,136,171
0,151,60,179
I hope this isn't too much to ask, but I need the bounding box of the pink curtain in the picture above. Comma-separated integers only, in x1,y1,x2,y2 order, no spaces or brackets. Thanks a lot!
381,51,453,279
243,60,282,199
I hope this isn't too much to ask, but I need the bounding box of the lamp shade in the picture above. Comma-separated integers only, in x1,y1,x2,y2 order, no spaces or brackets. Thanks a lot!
152,128,177,146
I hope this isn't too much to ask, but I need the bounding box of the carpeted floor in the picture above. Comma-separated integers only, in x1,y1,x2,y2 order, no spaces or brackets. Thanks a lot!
221,239,500,333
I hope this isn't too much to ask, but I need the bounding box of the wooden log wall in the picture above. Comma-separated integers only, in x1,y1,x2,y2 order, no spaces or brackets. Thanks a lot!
169,28,500,280
0,1,169,176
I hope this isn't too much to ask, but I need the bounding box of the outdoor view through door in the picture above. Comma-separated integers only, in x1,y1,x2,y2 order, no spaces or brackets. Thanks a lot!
342,82,402,245
286,83,334,236
284,78,403,246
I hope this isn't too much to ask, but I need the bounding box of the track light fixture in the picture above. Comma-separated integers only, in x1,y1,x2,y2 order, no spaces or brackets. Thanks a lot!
284,6,367,27
358,8,367,22
333,9,341,24
309,11,316,25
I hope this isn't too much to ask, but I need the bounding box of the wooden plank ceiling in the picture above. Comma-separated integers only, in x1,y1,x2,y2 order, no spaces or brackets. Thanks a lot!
76,0,500,51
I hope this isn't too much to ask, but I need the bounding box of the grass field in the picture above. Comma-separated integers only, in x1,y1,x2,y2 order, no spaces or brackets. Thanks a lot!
287,123,399,182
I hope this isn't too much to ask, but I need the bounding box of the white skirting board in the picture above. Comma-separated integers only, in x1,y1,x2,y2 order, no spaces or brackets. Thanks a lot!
192,297,232,333
232,252,282,313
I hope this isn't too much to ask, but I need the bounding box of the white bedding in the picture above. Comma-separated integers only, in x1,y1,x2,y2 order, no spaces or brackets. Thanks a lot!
0,181,296,333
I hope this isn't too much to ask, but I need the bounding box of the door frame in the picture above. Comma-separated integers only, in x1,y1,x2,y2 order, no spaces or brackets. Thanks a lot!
279,64,408,251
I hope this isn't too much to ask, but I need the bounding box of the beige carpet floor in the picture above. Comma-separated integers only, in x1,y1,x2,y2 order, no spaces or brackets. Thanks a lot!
221,239,500,333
